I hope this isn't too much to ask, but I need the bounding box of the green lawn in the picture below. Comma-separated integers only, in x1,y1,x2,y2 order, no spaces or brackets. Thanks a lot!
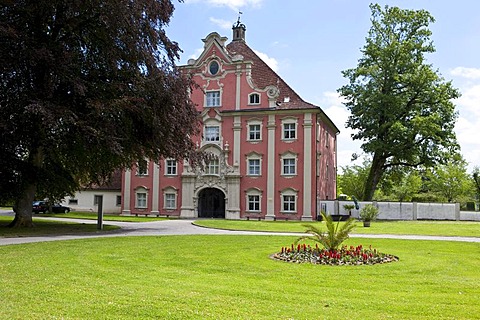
194,219,480,237
0,216,119,237
0,235,479,319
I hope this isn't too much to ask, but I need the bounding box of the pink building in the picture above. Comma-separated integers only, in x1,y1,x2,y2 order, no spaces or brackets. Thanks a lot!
121,22,339,221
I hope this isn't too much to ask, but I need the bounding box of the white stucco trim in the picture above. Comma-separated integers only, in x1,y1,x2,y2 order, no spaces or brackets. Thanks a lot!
122,169,131,215
266,114,276,220
302,113,313,221
233,116,241,166
151,163,160,215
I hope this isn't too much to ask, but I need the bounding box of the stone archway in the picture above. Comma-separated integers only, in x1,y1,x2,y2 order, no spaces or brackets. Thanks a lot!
198,188,225,218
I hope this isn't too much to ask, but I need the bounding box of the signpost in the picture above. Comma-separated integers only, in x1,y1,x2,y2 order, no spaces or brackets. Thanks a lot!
96,195,103,230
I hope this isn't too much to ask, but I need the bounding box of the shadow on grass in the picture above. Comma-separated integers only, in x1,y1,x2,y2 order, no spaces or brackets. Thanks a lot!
0,216,120,238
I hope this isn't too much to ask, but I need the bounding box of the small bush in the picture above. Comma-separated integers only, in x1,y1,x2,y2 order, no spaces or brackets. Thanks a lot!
359,204,379,222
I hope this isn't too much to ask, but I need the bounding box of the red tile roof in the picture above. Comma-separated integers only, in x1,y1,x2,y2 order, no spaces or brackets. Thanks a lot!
226,40,318,110
83,170,122,191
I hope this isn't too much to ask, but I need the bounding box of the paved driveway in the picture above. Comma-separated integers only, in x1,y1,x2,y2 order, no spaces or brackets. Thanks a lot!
1,216,479,246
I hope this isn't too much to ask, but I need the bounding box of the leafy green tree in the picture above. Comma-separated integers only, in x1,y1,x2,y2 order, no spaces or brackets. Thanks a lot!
0,0,200,227
426,160,473,203
338,158,371,200
387,170,422,202
472,167,480,202
338,4,460,201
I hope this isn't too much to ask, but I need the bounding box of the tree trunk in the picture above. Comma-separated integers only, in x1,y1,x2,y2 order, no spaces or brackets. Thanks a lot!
363,153,386,201
8,147,44,228
8,182,36,228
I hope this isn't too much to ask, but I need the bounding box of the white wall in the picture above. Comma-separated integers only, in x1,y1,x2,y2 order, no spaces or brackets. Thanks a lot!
319,200,476,221
62,190,121,214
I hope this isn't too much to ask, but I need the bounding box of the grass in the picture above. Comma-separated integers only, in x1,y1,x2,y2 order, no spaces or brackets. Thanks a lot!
194,219,480,237
0,216,119,237
0,235,479,319
37,211,167,222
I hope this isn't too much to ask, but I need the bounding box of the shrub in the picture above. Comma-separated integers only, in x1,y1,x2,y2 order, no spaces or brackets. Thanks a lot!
359,204,379,222
296,212,356,251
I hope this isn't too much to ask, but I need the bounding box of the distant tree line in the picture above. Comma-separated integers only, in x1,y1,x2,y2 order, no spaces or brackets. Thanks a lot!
338,155,478,209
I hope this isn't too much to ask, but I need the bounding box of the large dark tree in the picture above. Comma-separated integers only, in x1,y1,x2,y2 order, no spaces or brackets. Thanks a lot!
338,4,460,200
0,0,200,227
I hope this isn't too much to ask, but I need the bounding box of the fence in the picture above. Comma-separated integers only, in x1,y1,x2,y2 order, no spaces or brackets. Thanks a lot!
319,200,480,222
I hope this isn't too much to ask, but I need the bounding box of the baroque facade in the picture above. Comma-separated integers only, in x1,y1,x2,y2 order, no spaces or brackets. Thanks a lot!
121,22,339,221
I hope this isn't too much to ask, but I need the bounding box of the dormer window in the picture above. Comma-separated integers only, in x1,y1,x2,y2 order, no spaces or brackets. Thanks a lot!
249,93,260,105
209,60,219,75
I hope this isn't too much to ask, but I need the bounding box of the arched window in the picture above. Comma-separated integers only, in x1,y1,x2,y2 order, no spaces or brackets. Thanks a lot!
248,93,260,105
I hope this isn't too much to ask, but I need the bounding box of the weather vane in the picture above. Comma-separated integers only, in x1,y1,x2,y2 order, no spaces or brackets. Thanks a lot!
234,11,244,28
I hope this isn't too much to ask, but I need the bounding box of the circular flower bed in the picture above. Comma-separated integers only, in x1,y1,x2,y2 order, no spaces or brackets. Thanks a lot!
272,244,399,266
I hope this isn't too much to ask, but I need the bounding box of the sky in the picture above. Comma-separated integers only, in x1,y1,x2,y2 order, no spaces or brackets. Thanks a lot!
165,0,480,172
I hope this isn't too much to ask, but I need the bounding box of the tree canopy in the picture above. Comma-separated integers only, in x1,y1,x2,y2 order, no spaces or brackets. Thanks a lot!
338,4,460,200
0,0,200,227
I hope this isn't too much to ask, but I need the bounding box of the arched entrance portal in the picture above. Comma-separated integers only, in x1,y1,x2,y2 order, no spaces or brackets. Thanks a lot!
198,188,225,218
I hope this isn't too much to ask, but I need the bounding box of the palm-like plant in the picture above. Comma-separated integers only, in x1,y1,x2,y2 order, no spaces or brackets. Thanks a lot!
296,212,356,251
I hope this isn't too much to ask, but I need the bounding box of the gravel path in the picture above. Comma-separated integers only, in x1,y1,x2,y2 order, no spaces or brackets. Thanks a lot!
1,216,479,246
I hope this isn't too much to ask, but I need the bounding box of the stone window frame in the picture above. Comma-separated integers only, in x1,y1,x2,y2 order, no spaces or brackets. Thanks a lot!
280,151,297,177
205,90,221,107
248,92,260,105
165,159,177,176
135,187,148,209
245,188,262,213
163,186,178,210
281,117,298,141
280,188,298,214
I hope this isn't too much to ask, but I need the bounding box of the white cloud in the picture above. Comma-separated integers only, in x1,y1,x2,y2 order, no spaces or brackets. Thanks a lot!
454,83,480,171
209,17,232,30
450,67,480,79
319,87,480,172
184,0,264,11
253,50,279,72
188,47,204,60
456,84,480,115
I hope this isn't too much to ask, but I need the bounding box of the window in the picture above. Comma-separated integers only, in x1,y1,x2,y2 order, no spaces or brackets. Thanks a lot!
136,192,147,208
137,159,148,176
249,93,260,105
248,195,260,211
68,199,78,205
205,126,220,142
164,193,176,209
280,188,297,213
166,159,177,175
246,188,262,213
248,124,261,141
248,159,260,176
283,123,296,140
206,91,221,107
283,158,296,175
205,159,219,175
283,195,296,212
116,195,122,206
209,61,219,75
93,195,102,206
